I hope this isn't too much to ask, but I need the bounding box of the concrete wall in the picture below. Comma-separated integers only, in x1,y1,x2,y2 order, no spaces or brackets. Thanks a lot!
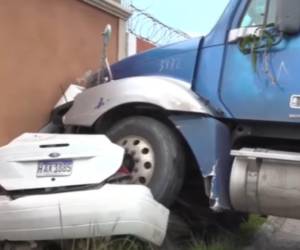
0,0,119,145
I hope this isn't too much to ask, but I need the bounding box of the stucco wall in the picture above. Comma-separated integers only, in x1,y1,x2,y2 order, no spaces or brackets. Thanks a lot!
0,0,119,145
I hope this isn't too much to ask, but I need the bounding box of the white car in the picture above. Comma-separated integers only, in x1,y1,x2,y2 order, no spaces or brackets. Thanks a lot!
0,133,169,247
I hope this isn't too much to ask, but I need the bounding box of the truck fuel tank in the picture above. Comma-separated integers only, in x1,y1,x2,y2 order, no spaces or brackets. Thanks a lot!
230,148,300,219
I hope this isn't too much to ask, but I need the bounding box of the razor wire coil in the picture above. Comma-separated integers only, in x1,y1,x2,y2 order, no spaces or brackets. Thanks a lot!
127,4,192,45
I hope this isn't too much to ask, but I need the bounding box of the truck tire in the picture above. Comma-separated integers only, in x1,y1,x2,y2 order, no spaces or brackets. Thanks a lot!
105,116,185,206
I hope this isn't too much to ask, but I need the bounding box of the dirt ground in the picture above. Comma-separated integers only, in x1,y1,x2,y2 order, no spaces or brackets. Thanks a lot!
246,217,300,250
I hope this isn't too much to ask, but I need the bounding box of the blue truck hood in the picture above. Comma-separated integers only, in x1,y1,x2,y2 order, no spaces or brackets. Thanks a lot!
111,37,202,84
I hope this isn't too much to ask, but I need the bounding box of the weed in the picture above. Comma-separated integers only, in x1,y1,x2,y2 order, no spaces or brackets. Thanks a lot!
69,236,155,250
191,215,266,250
40,215,266,250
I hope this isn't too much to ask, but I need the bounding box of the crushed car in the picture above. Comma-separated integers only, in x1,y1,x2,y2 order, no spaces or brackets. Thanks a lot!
0,133,169,247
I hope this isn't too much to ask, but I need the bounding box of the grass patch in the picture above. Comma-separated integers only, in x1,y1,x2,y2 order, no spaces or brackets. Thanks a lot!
65,237,154,250
192,239,236,250
42,215,266,250
237,214,267,246
191,215,267,250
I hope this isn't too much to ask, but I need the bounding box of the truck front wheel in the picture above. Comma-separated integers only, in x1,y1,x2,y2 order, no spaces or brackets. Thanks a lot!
105,116,185,206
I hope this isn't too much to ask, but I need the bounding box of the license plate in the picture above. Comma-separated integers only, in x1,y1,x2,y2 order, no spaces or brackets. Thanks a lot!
37,160,73,177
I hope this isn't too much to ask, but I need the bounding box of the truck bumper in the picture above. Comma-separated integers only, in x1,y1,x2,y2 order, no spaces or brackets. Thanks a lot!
0,184,169,246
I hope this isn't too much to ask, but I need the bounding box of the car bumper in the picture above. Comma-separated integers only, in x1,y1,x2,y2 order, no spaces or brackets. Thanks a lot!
0,184,169,246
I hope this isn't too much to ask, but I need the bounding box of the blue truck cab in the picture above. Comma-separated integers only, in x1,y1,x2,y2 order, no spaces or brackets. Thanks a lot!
62,0,300,220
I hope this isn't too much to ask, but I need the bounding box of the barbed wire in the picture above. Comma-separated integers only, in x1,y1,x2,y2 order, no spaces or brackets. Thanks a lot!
121,0,131,9
127,4,192,46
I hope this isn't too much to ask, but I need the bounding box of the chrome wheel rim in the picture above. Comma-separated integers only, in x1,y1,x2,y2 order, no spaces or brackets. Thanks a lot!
117,136,155,185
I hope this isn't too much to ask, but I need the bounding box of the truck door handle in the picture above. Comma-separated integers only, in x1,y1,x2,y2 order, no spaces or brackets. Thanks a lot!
228,27,263,43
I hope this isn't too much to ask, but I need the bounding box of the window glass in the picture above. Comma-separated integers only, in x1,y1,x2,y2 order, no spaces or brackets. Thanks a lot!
241,0,267,27
266,0,277,25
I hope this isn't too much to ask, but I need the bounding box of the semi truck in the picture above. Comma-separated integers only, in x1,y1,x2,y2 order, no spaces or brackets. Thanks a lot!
52,0,300,221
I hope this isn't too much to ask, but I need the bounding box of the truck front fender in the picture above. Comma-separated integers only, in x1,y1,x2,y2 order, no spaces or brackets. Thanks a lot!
63,76,214,126
169,115,232,211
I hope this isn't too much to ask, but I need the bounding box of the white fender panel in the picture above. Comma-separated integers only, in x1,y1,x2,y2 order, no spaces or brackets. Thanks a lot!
54,84,85,108
64,76,213,126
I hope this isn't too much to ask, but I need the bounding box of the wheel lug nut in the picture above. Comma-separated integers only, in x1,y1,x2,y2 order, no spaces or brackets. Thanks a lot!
144,162,152,169
139,177,146,184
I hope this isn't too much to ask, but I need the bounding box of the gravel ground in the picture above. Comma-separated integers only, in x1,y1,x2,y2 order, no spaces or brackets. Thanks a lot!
245,217,300,250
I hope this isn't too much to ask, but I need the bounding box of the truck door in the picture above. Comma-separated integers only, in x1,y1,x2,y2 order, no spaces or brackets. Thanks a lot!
220,0,300,123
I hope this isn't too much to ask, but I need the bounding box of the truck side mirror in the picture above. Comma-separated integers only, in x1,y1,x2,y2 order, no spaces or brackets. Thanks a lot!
97,24,113,84
276,0,300,35
103,24,112,47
